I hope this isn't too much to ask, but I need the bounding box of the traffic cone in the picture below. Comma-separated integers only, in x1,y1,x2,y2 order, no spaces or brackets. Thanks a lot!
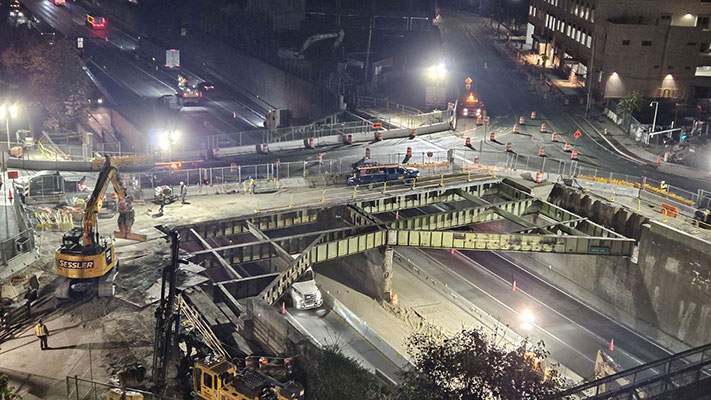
450,248,455,254
395,210,399,220
609,338,614,351
512,280,517,291
8,190,12,202
281,302,286,315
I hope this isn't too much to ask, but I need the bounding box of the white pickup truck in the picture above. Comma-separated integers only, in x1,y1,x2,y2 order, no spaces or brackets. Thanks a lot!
289,268,323,310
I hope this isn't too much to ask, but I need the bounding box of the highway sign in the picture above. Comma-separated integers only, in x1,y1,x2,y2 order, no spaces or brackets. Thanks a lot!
574,129,582,139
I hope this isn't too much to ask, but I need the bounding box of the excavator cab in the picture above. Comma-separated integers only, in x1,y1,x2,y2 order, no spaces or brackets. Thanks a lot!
54,156,146,299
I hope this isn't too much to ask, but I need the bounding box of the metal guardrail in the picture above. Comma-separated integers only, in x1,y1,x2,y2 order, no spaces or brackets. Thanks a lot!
554,343,711,399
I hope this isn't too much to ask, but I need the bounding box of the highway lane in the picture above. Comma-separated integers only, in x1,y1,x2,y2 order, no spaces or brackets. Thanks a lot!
392,244,671,379
18,0,267,143
373,201,673,378
288,307,402,384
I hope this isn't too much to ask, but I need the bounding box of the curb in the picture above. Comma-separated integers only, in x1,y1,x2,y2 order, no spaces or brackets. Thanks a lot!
577,117,648,166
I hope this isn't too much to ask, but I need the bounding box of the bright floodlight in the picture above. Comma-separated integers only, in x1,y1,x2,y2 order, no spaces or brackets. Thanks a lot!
169,129,181,143
520,309,535,331
8,104,19,119
427,62,447,80
158,131,171,150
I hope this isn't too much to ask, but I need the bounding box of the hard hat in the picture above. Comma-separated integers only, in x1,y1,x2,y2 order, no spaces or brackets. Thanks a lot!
180,181,184,185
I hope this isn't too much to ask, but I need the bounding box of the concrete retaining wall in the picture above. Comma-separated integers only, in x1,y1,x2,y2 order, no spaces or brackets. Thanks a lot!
522,184,711,350
320,289,410,370
180,34,338,121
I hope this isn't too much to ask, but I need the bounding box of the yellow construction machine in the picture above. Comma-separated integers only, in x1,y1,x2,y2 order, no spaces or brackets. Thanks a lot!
193,356,304,400
55,156,147,299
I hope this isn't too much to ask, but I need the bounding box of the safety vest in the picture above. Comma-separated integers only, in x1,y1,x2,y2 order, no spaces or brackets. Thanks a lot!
34,323,46,336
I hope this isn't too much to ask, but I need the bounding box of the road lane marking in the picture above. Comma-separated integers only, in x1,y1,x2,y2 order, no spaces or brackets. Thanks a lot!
490,252,673,357
396,248,597,366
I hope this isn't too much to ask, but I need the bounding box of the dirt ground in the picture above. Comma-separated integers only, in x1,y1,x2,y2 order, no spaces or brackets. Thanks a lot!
1,202,172,397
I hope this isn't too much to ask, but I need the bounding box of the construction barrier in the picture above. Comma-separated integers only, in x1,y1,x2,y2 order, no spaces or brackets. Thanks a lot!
552,132,558,142
374,131,383,141
506,142,512,152
519,116,525,125
531,111,537,120
535,171,543,183
564,142,571,152
661,203,679,218
465,137,472,147
513,124,519,133
489,131,495,141
539,146,545,157
571,149,578,160
409,128,417,139
365,148,371,158
541,123,547,133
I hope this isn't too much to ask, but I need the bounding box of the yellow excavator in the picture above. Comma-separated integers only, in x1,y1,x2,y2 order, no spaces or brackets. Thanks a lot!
55,156,147,299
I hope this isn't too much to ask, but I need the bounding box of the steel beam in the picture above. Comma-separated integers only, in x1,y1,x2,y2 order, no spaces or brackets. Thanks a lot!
189,228,245,279
259,228,635,304
357,179,499,215
173,209,320,243
246,220,293,265
386,198,538,231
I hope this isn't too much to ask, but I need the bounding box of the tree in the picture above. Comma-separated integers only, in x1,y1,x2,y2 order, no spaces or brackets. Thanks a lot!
397,328,566,400
0,32,90,131
302,345,391,400
0,374,21,399
617,90,644,134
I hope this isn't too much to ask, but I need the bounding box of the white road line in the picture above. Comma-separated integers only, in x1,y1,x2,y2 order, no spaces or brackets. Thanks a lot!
491,252,674,356
448,251,648,366
398,248,597,365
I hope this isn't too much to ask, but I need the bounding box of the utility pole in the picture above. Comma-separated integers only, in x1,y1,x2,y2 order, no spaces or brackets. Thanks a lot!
364,18,373,84
585,35,597,117
152,230,183,392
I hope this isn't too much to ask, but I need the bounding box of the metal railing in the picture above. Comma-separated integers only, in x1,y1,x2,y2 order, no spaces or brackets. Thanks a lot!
126,150,454,191
0,198,35,268
554,343,711,399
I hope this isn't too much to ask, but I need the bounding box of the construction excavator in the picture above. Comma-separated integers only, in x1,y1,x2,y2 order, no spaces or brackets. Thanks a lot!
277,30,345,60
55,156,147,299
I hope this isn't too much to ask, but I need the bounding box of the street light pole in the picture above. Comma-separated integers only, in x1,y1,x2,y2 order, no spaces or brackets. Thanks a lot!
650,101,659,133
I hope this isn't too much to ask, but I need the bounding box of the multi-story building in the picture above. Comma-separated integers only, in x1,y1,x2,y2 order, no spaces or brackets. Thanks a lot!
527,0,711,101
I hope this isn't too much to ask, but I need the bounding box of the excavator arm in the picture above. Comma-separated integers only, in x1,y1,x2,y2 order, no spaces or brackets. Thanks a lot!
82,156,146,246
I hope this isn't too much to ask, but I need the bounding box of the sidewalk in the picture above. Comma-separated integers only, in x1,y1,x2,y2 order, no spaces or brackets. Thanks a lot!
582,116,711,180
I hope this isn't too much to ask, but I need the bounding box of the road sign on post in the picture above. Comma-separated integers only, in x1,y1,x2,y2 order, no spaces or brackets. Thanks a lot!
574,129,582,140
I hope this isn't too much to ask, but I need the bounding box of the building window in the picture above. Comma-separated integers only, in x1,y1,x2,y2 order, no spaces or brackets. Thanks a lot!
657,14,672,26
653,65,660,69
642,40,652,46
699,15,711,29
686,66,691,70
688,42,698,46
622,40,630,45
591,7,595,23
587,35,592,48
